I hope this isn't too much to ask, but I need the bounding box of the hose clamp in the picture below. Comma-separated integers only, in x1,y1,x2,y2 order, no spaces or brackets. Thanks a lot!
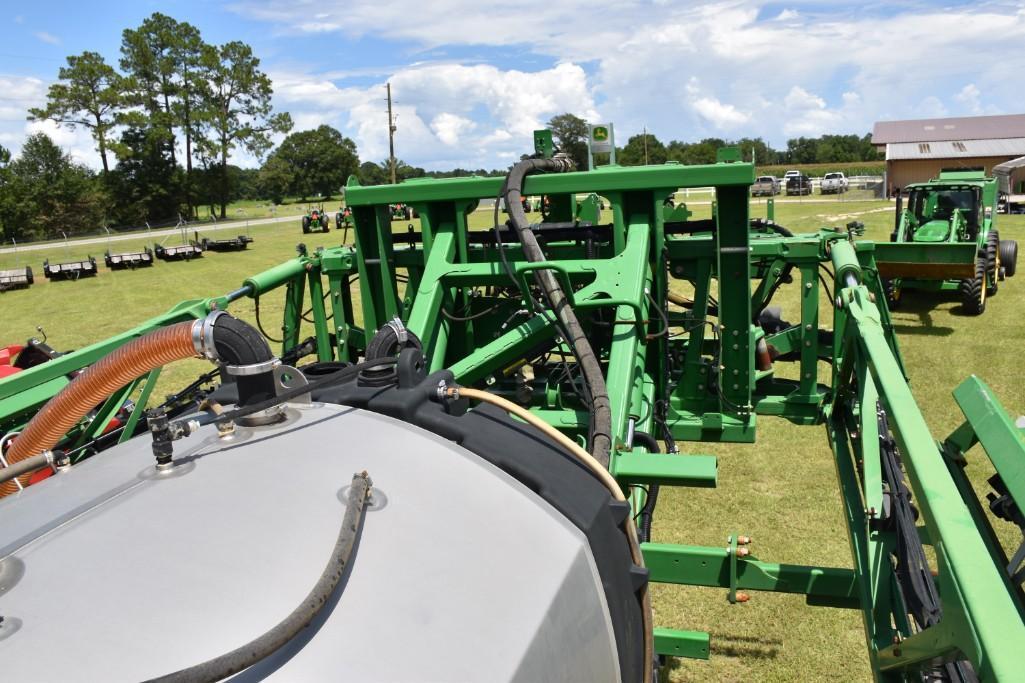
193,310,227,361
225,358,282,376
386,317,408,345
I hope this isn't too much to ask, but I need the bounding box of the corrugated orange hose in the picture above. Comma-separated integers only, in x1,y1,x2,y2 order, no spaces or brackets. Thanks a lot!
0,321,200,497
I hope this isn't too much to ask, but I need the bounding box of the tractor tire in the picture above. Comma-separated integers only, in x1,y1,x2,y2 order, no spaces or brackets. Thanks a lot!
985,230,999,296
1000,239,1018,277
959,257,987,316
26,266,33,285
320,215,329,229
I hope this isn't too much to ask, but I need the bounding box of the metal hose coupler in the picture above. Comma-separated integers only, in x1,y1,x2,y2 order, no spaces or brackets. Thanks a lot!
192,310,227,361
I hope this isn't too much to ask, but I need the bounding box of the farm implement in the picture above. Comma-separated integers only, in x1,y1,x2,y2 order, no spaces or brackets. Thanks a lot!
0,266,33,291
197,234,253,252
875,169,1018,314
155,242,204,261
42,256,97,281
105,247,154,269
1,140,1023,682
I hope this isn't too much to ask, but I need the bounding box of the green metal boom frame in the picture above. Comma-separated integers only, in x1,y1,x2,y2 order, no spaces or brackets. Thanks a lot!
2,157,1024,680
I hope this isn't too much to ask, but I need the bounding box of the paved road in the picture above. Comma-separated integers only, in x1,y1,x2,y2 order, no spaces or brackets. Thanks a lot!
0,212,305,255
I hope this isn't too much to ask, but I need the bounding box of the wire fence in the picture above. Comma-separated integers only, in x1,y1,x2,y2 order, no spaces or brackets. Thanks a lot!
0,204,305,254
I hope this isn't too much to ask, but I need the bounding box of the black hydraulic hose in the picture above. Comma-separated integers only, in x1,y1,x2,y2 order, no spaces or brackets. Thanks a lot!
632,431,661,543
145,471,372,683
503,157,613,469
212,312,275,365
0,452,51,485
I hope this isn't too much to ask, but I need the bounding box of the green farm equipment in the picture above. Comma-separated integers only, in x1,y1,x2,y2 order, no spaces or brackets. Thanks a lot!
876,169,1018,314
390,203,414,220
335,206,354,231
2,137,1024,682
302,207,330,234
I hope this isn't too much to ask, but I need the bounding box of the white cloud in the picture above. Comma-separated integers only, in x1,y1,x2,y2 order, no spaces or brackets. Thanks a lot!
693,97,749,129
955,83,982,114
775,9,799,22
33,31,60,45
784,86,826,111
431,113,475,146
270,61,598,169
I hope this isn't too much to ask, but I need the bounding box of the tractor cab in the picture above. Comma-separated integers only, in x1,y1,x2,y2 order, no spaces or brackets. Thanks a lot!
905,184,981,242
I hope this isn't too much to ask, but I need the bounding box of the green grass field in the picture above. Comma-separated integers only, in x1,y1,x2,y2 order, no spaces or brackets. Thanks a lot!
1,198,1023,682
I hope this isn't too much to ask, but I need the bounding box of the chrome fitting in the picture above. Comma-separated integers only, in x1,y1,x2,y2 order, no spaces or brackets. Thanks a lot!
192,310,227,361
224,358,281,377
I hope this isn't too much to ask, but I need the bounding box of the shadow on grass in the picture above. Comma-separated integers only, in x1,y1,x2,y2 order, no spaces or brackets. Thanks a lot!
709,632,783,660
891,323,954,337
890,293,960,334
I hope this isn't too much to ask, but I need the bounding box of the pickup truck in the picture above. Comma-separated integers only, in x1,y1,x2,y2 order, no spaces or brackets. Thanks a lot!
820,172,849,194
785,174,813,196
751,176,780,196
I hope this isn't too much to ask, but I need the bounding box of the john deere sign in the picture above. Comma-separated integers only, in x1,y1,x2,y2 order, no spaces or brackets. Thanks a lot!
589,124,614,154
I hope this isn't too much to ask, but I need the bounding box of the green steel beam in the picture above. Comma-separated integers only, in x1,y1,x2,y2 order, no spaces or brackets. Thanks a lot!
615,451,717,487
344,161,755,206
654,628,710,660
643,543,860,607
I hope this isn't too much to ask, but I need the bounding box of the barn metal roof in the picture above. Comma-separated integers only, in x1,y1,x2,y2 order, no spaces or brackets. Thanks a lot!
886,137,1025,160
873,114,1025,144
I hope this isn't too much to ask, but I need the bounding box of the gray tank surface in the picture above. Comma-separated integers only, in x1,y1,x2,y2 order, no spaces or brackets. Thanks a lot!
0,402,621,682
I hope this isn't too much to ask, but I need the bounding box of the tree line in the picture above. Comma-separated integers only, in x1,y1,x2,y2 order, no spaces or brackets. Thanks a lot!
547,113,881,170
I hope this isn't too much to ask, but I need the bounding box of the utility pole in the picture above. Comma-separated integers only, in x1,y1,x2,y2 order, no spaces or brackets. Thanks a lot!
643,126,649,165
387,82,397,185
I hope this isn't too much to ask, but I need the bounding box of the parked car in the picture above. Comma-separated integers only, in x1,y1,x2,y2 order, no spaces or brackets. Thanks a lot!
820,172,849,194
751,175,780,197
786,174,813,196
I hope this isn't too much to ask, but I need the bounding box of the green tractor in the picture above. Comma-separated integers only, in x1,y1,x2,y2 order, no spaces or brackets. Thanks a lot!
335,206,354,231
301,207,330,234
876,169,1018,314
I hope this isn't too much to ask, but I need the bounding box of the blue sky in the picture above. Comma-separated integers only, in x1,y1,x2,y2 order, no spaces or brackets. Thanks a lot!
2,1,1024,170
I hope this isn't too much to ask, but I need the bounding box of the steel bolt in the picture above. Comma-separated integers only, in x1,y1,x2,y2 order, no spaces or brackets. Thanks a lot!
737,535,752,545
805,324,812,331
736,547,751,557
805,282,812,290
732,383,739,390
698,384,705,390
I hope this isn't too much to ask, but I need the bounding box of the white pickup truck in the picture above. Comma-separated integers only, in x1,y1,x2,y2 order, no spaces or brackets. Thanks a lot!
820,172,849,194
